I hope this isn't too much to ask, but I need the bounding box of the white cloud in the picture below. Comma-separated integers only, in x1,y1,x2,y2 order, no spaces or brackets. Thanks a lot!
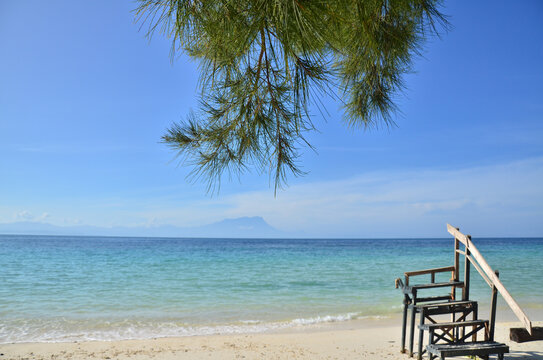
5,158,542,238
14,210,34,221
211,157,543,237
14,211,50,222
36,212,50,221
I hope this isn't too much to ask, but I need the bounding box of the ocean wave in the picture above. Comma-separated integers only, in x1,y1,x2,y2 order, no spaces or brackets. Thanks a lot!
290,312,363,325
0,312,386,344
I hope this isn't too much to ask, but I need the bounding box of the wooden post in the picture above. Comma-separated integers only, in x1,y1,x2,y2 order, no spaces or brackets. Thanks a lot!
489,270,499,342
409,305,416,357
418,308,425,360
473,302,478,342
453,234,460,301
463,242,471,301
454,235,460,281
401,295,408,353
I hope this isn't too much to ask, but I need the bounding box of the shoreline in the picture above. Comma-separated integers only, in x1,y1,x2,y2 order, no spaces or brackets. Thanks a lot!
3,306,540,345
1,319,541,360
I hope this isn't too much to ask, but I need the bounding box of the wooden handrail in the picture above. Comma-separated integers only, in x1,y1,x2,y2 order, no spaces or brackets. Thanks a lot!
405,266,455,277
404,265,455,286
447,224,533,334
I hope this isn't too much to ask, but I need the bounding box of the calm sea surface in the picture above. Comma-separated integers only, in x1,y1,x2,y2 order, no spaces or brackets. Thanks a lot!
1,235,542,343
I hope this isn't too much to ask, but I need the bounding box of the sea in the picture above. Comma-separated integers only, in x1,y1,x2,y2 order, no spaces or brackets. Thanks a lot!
1,235,542,343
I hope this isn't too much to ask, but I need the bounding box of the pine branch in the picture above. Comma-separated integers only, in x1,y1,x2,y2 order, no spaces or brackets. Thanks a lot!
137,0,448,194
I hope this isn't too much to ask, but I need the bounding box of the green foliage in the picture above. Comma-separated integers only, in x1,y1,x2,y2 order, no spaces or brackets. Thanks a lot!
136,0,448,193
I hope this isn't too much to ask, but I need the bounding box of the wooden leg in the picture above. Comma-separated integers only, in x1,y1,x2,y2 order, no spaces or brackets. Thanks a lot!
473,303,478,342
428,328,435,360
409,307,416,357
417,308,425,360
401,298,408,353
460,310,466,339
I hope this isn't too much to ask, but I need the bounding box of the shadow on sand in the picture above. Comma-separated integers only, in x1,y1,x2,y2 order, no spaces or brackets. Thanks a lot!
506,350,543,359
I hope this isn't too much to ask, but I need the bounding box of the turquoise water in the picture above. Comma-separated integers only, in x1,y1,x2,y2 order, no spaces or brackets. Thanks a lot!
0,235,542,343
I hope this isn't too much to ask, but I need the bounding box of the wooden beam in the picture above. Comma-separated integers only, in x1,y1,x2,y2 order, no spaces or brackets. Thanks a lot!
404,266,455,277
447,224,470,246
465,254,492,287
465,236,532,334
447,224,533,335
454,237,460,282
510,327,543,343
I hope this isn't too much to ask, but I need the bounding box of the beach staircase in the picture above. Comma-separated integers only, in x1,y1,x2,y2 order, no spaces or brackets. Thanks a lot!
395,224,540,360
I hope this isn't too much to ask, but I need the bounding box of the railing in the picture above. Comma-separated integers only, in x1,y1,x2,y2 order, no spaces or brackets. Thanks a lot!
447,224,533,335
403,266,455,286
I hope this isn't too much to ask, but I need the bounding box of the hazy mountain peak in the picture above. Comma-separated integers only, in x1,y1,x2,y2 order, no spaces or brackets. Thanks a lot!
0,216,284,238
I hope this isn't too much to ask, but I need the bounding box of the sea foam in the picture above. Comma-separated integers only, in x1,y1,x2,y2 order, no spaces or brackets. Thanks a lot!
0,312,384,344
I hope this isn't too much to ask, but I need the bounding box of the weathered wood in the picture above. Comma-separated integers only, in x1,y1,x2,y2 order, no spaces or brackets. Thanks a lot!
465,254,492,287
489,271,499,341
510,327,543,343
420,320,487,330
454,236,460,281
463,246,471,301
447,224,470,246
415,295,453,303
416,300,475,309
427,341,509,358
405,266,455,278
409,281,464,290
466,237,532,334
413,301,477,317
447,224,533,335
401,295,408,353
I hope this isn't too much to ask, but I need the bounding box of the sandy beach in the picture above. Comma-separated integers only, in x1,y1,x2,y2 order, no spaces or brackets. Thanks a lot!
1,319,542,360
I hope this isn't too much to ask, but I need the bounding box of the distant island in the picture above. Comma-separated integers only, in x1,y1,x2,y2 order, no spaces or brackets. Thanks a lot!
0,216,288,238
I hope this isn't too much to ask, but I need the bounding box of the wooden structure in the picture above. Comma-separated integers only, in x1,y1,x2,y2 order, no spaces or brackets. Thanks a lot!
510,327,543,343
446,224,532,334
395,224,536,360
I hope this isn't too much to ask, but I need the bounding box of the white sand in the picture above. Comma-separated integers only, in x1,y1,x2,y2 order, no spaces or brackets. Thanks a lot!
1,320,542,359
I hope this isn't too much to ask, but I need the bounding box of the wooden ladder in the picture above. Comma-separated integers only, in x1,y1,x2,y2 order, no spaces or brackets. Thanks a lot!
395,224,535,360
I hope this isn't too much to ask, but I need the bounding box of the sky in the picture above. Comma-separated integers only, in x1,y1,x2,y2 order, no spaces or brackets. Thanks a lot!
1,1,542,238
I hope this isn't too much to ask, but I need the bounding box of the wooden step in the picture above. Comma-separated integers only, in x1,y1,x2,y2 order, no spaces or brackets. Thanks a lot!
416,300,476,309
420,319,487,331
427,341,509,358
408,280,464,291
411,300,477,315
413,295,455,303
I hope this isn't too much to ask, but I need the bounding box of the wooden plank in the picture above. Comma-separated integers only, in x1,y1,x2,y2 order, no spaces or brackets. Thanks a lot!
410,281,464,290
404,266,455,277
447,224,533,335
489,271,499,341
428,342,509,357
447,224,469,246
510,327,543,343
414,295,453,303
465,236,532,334
420,320,487,330
454,236,460,301
465,254,492,287
417,300,475,309
464,246,471,301
454,237,460,280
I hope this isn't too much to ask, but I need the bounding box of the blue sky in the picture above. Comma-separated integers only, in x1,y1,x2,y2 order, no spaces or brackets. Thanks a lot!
1,1,542,237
